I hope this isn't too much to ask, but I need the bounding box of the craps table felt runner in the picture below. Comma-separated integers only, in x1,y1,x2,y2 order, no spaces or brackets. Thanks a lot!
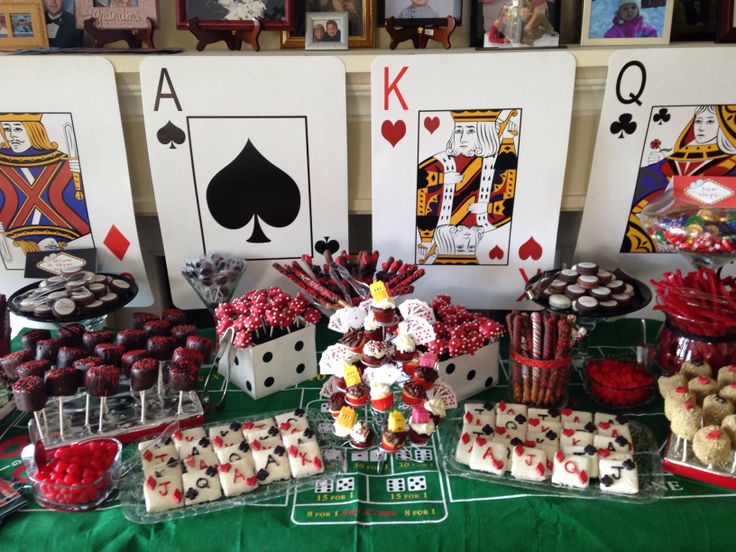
1,320,736,550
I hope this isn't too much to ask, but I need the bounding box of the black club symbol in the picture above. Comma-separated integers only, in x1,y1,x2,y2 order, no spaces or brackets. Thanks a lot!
610,114,637,139
653,108,671,125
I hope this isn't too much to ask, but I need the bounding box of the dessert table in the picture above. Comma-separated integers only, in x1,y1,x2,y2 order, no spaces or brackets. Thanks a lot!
1,319,736,550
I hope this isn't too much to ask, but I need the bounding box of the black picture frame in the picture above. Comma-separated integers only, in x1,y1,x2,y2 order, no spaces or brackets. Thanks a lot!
670,0,718,41
716,0,736,41
377,0,463,27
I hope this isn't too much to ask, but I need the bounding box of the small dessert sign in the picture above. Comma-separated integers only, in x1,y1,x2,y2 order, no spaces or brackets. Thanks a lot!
675,176,736,208
24,248,96,278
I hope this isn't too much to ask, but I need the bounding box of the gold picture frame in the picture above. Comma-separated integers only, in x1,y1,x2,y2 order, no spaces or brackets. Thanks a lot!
0,0,49,51
281,0,374,48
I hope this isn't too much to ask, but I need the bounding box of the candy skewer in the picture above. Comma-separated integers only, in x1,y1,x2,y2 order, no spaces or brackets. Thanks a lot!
177,391,184,416
140,390,146,423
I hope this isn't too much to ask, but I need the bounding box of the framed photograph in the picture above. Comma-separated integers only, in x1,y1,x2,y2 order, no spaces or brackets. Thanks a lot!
305,10,348,47
281,0,373,47
717,0,736,41
175,0,295,31
470,0,560,47
44,0,83,47
0,1,48,51
75,0,159,29
670,0,717,40
377,0,463,25
581,0,674,45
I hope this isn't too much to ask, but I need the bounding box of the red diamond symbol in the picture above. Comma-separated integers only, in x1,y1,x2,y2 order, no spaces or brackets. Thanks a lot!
103,225,130,261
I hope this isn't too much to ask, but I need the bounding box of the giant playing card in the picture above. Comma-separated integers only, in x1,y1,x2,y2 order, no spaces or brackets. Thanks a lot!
140,57,349,309
371,53,575,308
0,57,151,305
576,48,736,298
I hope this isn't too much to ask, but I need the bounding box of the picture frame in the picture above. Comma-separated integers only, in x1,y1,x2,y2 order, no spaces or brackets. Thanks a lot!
44,0,83,48
75,0,160,30
469,0,561,48
670,0,717,40
0,1,49,51
377,0,463,26
580,0,674,45
716,0,736,41
305,10,348,48
281,0,373,47
175,0,295,31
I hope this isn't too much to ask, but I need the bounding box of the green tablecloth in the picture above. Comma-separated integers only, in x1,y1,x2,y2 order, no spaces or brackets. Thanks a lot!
1,319,735,551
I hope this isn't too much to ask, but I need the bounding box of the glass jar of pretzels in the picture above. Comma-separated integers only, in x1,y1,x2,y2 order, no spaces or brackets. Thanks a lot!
506,311,580,407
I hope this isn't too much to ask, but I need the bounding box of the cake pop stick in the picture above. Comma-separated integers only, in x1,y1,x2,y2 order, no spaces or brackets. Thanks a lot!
131,358,158,424
12,376,47,440
85,394,90,427
85,365,120,434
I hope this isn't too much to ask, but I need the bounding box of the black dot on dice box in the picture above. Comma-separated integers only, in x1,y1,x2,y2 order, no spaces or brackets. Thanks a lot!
446,363,455,375
246,381,253,391
264,377,275,387
296,363,305,374
263,352,273,363
467,370,476,381
295,341,304,351
485,377,494,387
234,357,239,366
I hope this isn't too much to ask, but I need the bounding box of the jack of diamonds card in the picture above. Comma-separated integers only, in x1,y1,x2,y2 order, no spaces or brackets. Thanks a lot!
576,48,736,296
371,53,576,308
140,57,349,309
0,57,152,305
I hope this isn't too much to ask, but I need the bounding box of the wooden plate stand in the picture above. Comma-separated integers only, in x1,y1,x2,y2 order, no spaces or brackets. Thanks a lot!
384,16,456,49
83,17,156,49
187,18,261,52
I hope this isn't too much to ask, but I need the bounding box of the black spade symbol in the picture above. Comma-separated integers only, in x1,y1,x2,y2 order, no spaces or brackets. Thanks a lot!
315,236,340,255
157,121,186,149
207,140,300,243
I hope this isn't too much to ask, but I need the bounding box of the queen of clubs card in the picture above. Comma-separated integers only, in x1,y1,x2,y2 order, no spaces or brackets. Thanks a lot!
415,109,518,265
0,114,91,269
622,104,736,253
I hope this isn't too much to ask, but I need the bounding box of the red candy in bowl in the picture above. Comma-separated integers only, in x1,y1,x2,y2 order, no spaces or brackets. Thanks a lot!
584,359,655,409
25,438,122,511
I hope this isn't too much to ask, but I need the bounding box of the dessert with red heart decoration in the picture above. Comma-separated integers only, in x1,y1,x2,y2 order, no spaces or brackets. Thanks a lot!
585,359,654,408
28,438,121,511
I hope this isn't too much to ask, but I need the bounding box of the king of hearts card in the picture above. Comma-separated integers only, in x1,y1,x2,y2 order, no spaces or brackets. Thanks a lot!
371,53,576,308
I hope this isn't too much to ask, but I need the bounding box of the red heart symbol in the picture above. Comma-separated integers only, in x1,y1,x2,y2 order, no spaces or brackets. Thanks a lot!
524,440,536,448
528,418,540,427
173,430,183,441
475,437,487,446
382,119,406,147
598,421,611,430
495,427,507,435
492,459,504,470
313,457,322,469
243,421,254,430
598,448,611,457
563,428,575,437
461,433,470,444
498,401,507,412
518,237,542,261
214,436,223,448
423,116,439,134
280,422,291,430
489,246,504,260
561,408,572,416
219,463,232,472
246,476,257,486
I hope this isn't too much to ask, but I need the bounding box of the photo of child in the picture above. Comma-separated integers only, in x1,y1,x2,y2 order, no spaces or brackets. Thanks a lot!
10,13,34,36
482,0,558,47
588,0,666,39
305,11,348,48
322,18,341,40
383,0,462,22
313,22,325,40
398,0,440,19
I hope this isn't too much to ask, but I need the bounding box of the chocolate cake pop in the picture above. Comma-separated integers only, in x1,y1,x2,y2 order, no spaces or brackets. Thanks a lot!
162,308,187,326
147,336,177,361
170,324,197,347
35,339,60,363
46,367,79,440
21,329,51,353
94,343,126,368
186,336,214,362
56,346,86,369
143,319,171,338
82,330,114,353
0,350,33,380
85,364,120,433
57,323,85,347
168,360,198,415
172,347,204,369
132,312,159,330
693,426,732,466
131,358,158,423
12,376,47,438
73,356,102,387
121,349,152,378
115,329,146,351
16,360,51,380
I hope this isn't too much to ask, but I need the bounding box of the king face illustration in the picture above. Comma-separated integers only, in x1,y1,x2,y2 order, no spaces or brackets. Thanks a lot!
0,114,91,269
415,109,518,265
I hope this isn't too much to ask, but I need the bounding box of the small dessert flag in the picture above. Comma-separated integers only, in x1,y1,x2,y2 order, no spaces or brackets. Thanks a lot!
334,406,357,437
387,411,406,433
369,281,389,302
343,363,363,389
411,405,430,425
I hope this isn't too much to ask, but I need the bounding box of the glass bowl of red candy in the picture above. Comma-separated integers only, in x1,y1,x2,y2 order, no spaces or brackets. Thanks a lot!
27,438,122,511
583,359,655,409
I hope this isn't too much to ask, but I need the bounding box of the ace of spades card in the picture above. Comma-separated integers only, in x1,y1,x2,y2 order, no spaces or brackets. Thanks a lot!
0,57,151,305
371,53,576,308
140,58,349,309
576,48,736,311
